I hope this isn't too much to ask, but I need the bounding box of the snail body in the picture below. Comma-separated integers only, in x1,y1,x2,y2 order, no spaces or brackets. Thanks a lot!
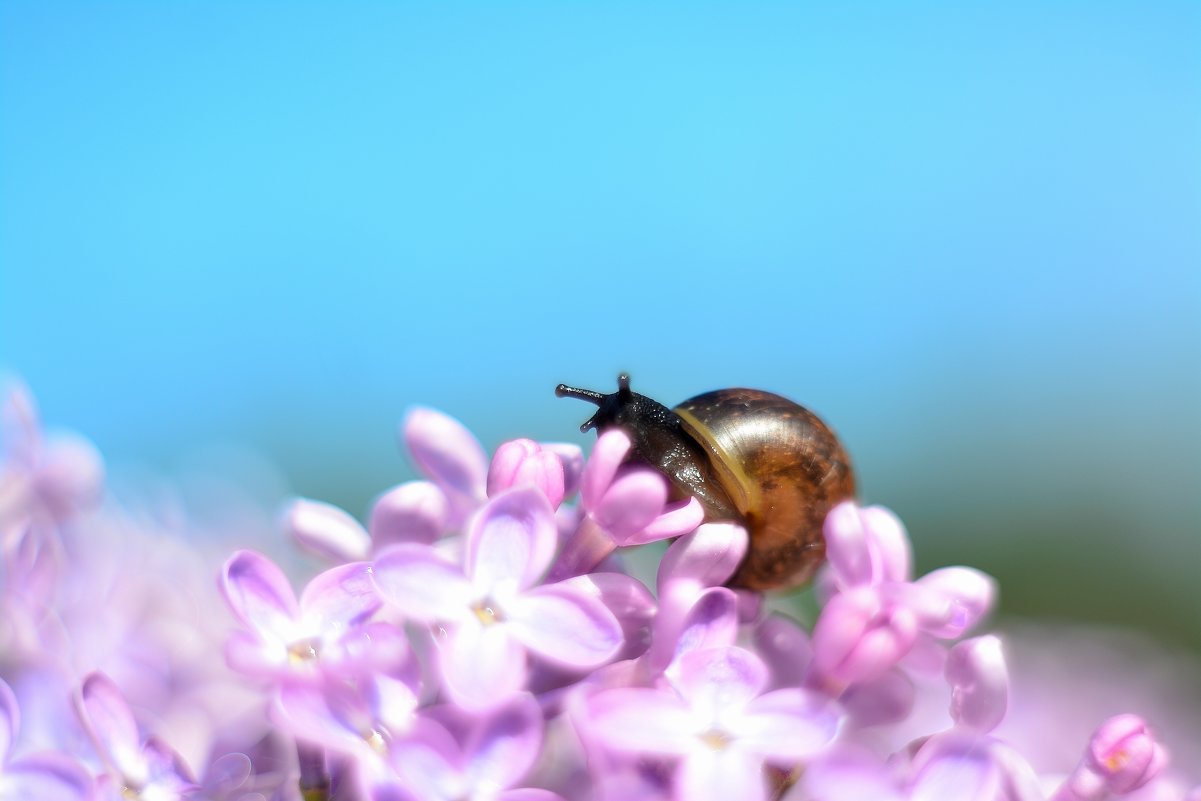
556,375,856,590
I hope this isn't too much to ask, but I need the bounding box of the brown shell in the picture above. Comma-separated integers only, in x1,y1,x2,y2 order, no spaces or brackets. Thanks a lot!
673,389,856,591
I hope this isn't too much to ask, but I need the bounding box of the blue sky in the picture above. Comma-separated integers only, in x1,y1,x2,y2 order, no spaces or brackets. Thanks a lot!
2,2,1199,643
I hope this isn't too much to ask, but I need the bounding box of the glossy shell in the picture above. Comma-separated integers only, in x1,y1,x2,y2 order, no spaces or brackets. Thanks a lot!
673,389,856,590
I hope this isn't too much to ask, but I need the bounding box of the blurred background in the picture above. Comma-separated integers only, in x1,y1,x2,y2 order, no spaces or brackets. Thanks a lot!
2,2,1198,654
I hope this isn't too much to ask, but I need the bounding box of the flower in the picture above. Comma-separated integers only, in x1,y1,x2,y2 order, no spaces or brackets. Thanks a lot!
586,646,840,801
372,487,623,709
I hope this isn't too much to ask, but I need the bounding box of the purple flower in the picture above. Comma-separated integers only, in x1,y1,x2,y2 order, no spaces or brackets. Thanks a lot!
0,381,104,527
220,551,389,682
286,481,450,563
372,488,623,710
586,646,840,801
1052,715,1169,800
75,672,196,801
402,407,490,529
370,695,564,801
488,439,573,510
946,636,1009,733
0,677,91,801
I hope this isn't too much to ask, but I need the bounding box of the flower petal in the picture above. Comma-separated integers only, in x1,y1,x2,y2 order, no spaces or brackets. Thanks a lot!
751,615,812,690
0,678,17,765
802,746,904,801
285,498,371,563
593,470,668,543
372,545,473,623
678,748,766,801
627,497,704,545
300,561,381,633
466,489,557,594
657,523,748,596
440,623,526,711
946,636,1008,733
541,442,583,500
674,647,768,724
580,430,631,511
78,673,145,784
556,572,656,660
370,481,450,549
1,753,93,801
915,567,996,638
737,688,840,760
220,550,301,640
402,406,488,526
506,584,622,668
465,694,543,790
653,587,740,675
586,688,694,756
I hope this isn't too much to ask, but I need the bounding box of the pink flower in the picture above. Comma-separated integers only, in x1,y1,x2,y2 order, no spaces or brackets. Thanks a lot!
586,646,840,801
220,551,394,683
0,677,91,801
372,488,623,710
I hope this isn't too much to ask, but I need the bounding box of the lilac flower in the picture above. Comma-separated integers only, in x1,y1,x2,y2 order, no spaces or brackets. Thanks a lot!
0,380,104,528
487,439,571,510
370,695,564,801
402,407,490,529
1052,715,1169,801
586,646,840,801
286,481,450,563
273,664,422,775
75,672,197,801
372,487,623,710
0,677,91,801
549,431,703,579
220,551,392,683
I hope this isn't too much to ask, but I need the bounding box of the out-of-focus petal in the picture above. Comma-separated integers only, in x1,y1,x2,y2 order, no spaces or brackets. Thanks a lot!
506,584,621,669
440,623,526,711
299,561,380,632
78,673,146,785
142,736,198,791
593,471,668,543
678,748,765,801
908,732,1000,801
674,647,768,721
220,550,301,640
499,790,568,801
860,505,911,584
402,407,488,527
752,615,813,690
466,489,557,594
35,432,105,515
737,688,840,760
542,442,583,500
465,694,543,791
371,481,450,549
0,678,17,764
0,753,93,801
284,498,371,563
385,718,463,800
580,431,630,512
586,688,693,756
372,545,473,623
946,636,1008,733
840,669,915,728
915,567,996,639
823,501,872,588
810,588,918,688
800,746,904,801
654,587,739,675
1084,714,1168,795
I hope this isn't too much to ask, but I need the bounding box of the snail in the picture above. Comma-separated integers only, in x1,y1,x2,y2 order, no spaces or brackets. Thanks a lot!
556,374,856,591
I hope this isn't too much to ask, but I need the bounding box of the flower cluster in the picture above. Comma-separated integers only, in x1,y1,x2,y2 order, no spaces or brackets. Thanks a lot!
0,381,1197,801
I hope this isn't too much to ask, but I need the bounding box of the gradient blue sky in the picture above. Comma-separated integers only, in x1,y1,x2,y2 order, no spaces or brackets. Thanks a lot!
2,3,1199,642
